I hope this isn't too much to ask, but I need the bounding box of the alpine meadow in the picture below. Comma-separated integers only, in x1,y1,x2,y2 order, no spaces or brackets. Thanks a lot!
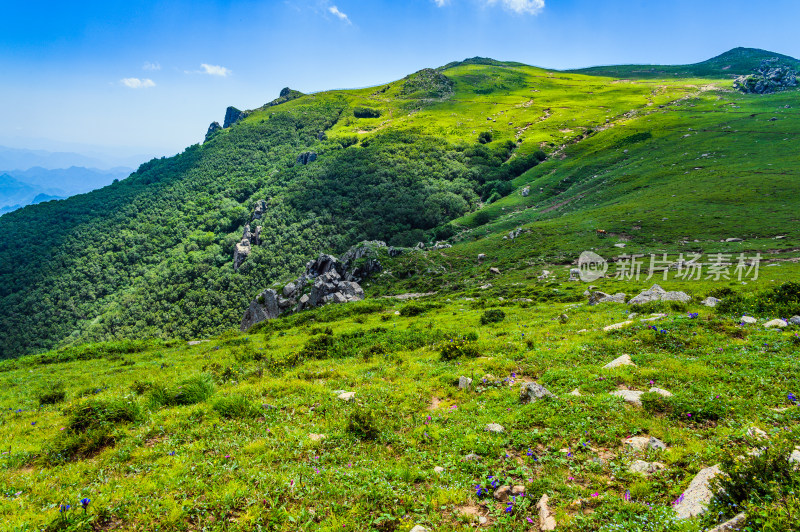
2,34,800,532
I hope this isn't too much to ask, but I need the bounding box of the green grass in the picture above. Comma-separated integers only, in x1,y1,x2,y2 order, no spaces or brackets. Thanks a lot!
2,271,800,530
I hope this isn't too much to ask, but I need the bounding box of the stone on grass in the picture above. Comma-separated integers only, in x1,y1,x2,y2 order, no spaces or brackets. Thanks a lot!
741,316,757,324
463,453,482,462
701,297,720,307
611,390,645,406
337,392,356,402
520,382,556,404
537,494,557,531
511,485,525,496
630,460,666,475
789,316,800,326
746,426,768,439
486,423,505,433
628,284,691,305
569,388,582,397
649,437,667,450
765,319,788,328
649,387,673,397
790,449,800,464
603,320,634,331
308,433,327,442
708,513,746,532
625,436,667,452
603,354,636,369
434,466,445,474
493,485,511,501
489,267,501,275
409,526,430,532
458,376,472,390
673,464,721,519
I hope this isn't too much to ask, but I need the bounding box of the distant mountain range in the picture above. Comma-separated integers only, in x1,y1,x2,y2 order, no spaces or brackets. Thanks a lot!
0,145,147,171
0,166,133,215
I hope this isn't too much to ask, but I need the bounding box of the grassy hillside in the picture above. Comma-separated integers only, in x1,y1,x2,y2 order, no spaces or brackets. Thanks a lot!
0,54,720,359
1,264,799,530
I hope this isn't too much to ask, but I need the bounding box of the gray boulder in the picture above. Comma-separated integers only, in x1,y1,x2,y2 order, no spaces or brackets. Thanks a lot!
790,316,800,326
458,376,472,390
708,514,746,532
240,289,282,331
629,284,690,305
340,241,386,281
233,240,251,270
520,382,556,403
673,464,721,519
223,106,247,128
589,291,626,305
702,296,719,307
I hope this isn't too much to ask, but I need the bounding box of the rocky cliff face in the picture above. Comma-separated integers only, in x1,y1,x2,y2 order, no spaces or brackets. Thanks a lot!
205,122,222,142
223,106,249,128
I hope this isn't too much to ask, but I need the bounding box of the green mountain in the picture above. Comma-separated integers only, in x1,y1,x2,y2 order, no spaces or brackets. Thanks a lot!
0,48,798,360
1,48,800,531
571,46,800,79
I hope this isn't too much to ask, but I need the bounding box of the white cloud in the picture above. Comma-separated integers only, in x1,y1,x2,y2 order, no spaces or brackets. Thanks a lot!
328,5,350,23
121,78,156,89
483,0,545,14
143,61,161,71
200,63,232,77
433,0,450,6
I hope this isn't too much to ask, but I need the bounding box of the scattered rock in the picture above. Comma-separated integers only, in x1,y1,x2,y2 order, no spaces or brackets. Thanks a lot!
187,340,210,346
308,433,327,442
434,466,445,474
630,460,666,475
702,297,720,307
708,513,747,532
569,388,582,397
537,494,557,531
520,382,556,404
463,453,482,462
741,316,757,324
486,423,505,433
648,437,667,450
477,253,486,261
589,291,626,305
611,390,645,406
765,319,788,328
614,243,626,248
337,392,356,402
746,426,768,439
624,436,651,452
790,316,800,326
493,485,511,501
628,284,690,305
725,238,743,242
409,526,430,532
790,449,800,464
569,268,581,281
649,387,673,397
673,464,721,519
511,485,525,496
489,267,501,275
458,376,472,390
602,354,636,369
603,320,634,331
521,186,530,197
538,270,551,279
734,60,798,94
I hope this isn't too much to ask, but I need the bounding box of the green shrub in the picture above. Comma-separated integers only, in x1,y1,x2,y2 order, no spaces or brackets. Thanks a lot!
65,398,142,433
300,334,335,360
353,107,381,119
440,337,480,361
474,212,490,226
707,437,800,524
479,309,506,325
43,427,117,464
478,131,493,144
347,408,380,440
148,375,215,407
37,383,66,406
213,395,260,419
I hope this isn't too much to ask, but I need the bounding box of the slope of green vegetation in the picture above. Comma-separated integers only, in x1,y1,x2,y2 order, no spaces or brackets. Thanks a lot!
0,52,721,359
572,47,800,79
1,267,799,530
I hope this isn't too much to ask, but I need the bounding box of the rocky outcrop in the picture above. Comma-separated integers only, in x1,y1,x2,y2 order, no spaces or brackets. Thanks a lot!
233,201,269,270
673,464,721,519
241,242,396,330
735,60,798,94
628,284,690,305
223,106,248,128
588,291,626,305
205,121,222,142
296,151,317,165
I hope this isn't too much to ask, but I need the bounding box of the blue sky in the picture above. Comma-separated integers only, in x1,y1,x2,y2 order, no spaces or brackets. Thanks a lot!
1,0,799,162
